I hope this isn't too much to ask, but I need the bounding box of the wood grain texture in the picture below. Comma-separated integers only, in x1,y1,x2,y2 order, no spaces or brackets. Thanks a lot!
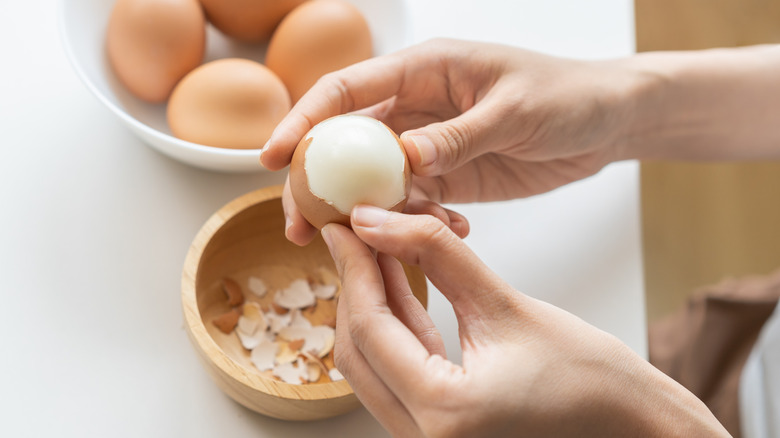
181,185,428,420
636,0,780,322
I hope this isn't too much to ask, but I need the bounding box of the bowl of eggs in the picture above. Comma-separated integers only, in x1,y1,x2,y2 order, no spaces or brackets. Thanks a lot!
182,184,427,420
58,0,412,172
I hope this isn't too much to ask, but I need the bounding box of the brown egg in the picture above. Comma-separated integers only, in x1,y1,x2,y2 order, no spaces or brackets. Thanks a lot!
289,115,411,229
199,0,308,43
167,58,291,150
106,0,206,103
265,0,373,103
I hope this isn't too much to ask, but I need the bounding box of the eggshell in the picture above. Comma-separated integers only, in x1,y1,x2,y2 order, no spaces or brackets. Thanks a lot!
289,115,411,229
199,0,307,43
265,0,373,103
106,0,206,103
167,58,291,150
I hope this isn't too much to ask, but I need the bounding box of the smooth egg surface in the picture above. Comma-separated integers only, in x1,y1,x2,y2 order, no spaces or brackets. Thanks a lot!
106,0,205,103
199,0,307,43
265,0,373,103
167,58,291,149
290,115,411,229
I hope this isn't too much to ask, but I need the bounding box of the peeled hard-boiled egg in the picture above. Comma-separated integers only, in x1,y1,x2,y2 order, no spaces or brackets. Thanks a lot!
289,115,411,229
265,0,373,103
106,0,206,103
167,58,291,149
198,0,307,43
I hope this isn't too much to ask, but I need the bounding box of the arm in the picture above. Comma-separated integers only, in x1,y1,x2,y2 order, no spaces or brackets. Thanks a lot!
625,45,780,161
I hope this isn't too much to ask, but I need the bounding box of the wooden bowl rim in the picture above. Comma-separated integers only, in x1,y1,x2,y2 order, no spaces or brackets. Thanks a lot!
181,184,354,401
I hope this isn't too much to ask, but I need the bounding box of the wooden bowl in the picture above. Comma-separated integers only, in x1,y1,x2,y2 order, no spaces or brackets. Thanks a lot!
181,185,427,421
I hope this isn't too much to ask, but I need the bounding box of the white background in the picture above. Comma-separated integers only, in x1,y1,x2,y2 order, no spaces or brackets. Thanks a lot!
0,1,641,437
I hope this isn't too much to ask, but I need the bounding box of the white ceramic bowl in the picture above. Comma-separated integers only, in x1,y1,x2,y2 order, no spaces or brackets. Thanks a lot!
58,0,411,173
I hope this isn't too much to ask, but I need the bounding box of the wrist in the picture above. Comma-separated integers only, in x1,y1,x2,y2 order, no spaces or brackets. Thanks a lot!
613,52,674,161
620,45,780,161
607,351,730,437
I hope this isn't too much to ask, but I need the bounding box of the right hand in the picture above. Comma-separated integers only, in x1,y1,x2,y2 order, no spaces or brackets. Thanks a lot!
323,205,730,438
260,38,644,244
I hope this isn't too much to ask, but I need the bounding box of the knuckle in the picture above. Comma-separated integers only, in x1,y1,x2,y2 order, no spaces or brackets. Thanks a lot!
332,342,358,378
318,72,356,114
399,215,454,266
346,312,378,352
437,120,472,166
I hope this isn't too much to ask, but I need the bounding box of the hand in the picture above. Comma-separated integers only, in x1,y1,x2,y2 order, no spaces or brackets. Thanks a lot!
322,205,730,438
261,38,643,245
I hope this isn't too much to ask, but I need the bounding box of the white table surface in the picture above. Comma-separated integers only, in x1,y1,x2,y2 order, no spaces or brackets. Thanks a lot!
0,1,643,436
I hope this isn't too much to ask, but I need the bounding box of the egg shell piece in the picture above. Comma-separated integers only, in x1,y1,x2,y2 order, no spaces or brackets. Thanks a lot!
312,284,337,300
247,276,268,297
266,311,292,334
106,0,205,103
237,327,268,350
273,359,307,385
289,115,411,229
250,342,278,372
273,278,316,309
328,368,345,382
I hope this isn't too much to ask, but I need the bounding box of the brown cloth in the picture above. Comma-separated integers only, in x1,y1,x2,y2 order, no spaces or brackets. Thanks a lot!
649,269,780,437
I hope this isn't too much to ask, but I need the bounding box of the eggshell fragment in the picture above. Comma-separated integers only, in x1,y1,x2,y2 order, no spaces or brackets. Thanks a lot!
273,358,308,384
247,276,268,297
267,311,293,334
289,309,313,329
306,361,322,382
106,0,205,102
273,279,316,309
237,328,268,350
167,58,291,149
265,0,373,102
278,325,335,358
275,342,301,366
237,303,267,335
312,284,337,300
221,278,244,307
328,368,344,382
250,342,278,372
199,0,306,43
212,308,241,334
289,115,412,229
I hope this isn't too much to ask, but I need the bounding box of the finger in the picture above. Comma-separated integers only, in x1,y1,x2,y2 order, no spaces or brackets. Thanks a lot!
401,94,514,178
349,97,396,123
322,223,440,408
350,205,523,327
334,282,422,437
402,199,470,239
260,55,408,171
281,175,318,246
376,252,447,358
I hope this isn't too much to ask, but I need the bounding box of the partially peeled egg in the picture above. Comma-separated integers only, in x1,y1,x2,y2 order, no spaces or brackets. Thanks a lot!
289,115,411,229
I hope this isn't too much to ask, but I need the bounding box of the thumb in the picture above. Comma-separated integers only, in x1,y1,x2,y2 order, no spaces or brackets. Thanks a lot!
350,205,525,327
401,101,502,177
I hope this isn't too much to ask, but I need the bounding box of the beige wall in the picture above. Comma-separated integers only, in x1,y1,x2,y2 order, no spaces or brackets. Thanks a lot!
635,0,780,322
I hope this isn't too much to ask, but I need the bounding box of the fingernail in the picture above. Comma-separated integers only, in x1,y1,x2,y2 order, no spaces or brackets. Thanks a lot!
407,134,437,167
284,214,292,237
321,225,337,257
258,140,270,166
352,205,391,228
451,217,468,238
